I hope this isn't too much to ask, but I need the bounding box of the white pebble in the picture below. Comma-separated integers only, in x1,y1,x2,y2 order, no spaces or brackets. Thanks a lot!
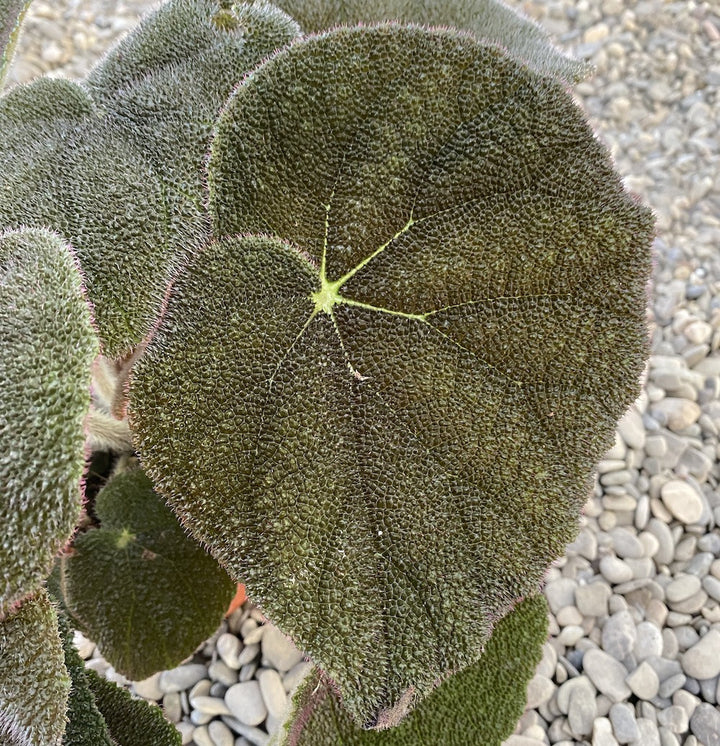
225,681,267,726
257,668,288,719
583,649,631,702
681,629,720,680
626,660,660,700
261,625,304,671
660,480,704,524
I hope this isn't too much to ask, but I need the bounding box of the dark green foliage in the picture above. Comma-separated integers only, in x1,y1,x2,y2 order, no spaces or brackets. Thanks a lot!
86,1,300,206
0,590,70,746
0,0,31,86
272,0,590,82
59,469,235,680
0,79,202,357
0,228,97,616
86,670,180,746
271,595,549,745
131,25,653,726
57,613,116,746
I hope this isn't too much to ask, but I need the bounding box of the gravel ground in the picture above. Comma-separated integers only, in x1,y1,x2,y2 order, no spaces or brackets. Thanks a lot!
6,1,720,745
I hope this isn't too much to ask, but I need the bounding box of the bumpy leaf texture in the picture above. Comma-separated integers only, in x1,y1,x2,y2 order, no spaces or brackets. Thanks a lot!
273,0,590,82
131,26,653,726
0,78,202,357
0,227,97,617
57,613,115,746
0,589,70,746
59,469,235,680
86,0,300,206
271,595,548,745
85,670,180,746
0,0,31,86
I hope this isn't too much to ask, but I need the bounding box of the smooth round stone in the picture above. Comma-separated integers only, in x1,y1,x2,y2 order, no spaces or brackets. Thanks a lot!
583,649,631,702
162,692,182,723
626,660,660,700
225,681,268,726
682,629,720,679
557,675,595,714
703,575,720,602
635,718,661,746
160,664,209,694
556,605,583,627
192,696,232,717
525,674,555,709
610,528,646,559
602,610,637,660
261,625,304,672
132,672,164,701
652,397,701,432
609,701,640,743
660,480,704,524
193,726,213,746
647,519,675,566
672,689,700,719
666,574,702,603
600,555,634,584
659,673,687,699
217,633,243,669
257,668,287,719
690,703,720,746
576,582,612,617
657,705,689,734
618,407,646,449
237,643,260,667
209,660,239,687
545,578,577,614
558,625,585,647
593,716,620,746
221,716,270,745
208,720,235,746
567,683,596,738
669,589,708,614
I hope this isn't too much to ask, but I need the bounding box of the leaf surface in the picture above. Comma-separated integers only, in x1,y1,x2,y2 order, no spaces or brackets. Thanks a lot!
273,0,590,82
0,590,70,746
60,469,235,680
0,78,203,356
132,26,653,726
85,670,180,746
0,0,31,87
271,595,548,745
57,613,115,746
0,227,97,616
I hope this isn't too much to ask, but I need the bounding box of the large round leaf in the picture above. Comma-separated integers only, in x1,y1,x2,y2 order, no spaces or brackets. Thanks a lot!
131,26,653,726
0,228,97,616
0,590,70,746
59,469,235,680
273,0,590,82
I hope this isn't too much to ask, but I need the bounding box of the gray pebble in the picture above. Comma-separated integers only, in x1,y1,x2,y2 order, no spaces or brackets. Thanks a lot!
261,625,304,672
703,575,720,602
635,622,664,660
602,610,637,659
690,703,720,746
660,480,705,524
208,720,234,746
237,643,260,667
666,574,702,603
593,717,620,746
217,633,243,670
648,519,675,566
282,661,313,693
191,696,232,717
159,664,208,694
610,528,646,559
163,692,182,723
635,718,661,746
658,673,687,698
256,668,287,719
193,726,213,746
221,716,269,746
132,672,163,701
626,660,660,700
209,660,239,687
681,629,720,679
583,649,631,702
618,407,646,449
525,674,555,709
609,701,640,742
576,581,612,617
657,705,689,734
600,555,634,584
567,683,596,738
225,681,268,726
544,577,577,614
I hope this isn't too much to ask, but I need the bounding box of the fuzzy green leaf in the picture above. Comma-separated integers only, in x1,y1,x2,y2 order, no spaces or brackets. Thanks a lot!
0,0,31,87
271,594,548,745
0,227,97,616
131,26,653,726
85,670,180,746
273,0,590,82
86,0,300,207
0,78,203,356
0,589,70,746
59,469,235,680
57,613,115,746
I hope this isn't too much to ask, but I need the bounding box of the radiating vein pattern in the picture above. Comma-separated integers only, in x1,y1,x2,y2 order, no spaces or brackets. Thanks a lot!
133,25,654,727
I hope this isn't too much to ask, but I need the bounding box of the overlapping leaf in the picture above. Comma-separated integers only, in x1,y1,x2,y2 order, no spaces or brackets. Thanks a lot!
271,595,548,745
0,0,31,86
273,0,590,82
86,0,300,205
59,469,235,680
131,26,653,726
0,78,202,356
0,228,97,616
0,590,70,746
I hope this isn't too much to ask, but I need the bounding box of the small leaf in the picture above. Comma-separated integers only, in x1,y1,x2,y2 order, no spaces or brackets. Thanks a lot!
0,589,70,746
57,613,115,746
272,595,549,745
86,0,300,208
0,227,97,616
0,0,32,87
273,0,590,82
0,78,203,356
133,26,652,725
60,469,236,680
85,670,180,746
